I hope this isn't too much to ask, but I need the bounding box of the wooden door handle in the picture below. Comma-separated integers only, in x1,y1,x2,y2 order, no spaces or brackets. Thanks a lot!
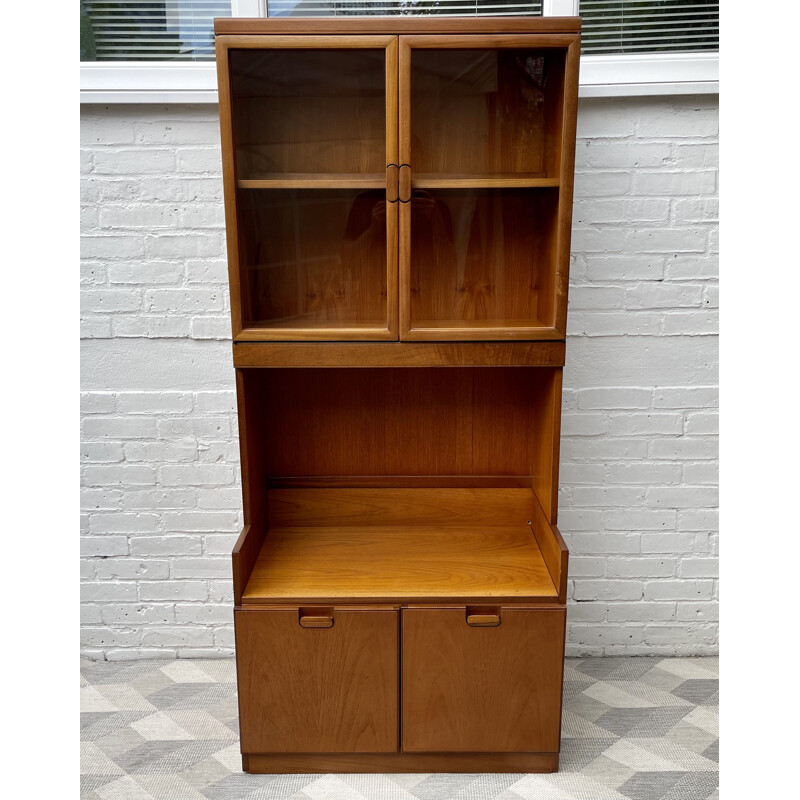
299,615,333,628
399,164,412,203
386,164,399,203
466,614,500,627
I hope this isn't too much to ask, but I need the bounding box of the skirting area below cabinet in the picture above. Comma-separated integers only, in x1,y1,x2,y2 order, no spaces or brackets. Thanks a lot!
80,656,718,800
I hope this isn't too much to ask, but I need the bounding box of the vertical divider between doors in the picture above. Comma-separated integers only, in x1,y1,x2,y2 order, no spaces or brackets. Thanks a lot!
386,36,401,340
397,605,403,752
398,37,412,340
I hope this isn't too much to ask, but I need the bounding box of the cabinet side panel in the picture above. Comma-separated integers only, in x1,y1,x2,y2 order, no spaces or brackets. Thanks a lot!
531,367,562,524
216,39,245,337
553,38,580,334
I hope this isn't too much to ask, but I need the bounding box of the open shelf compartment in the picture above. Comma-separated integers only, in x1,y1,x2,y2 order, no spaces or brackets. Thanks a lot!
232,366,568,607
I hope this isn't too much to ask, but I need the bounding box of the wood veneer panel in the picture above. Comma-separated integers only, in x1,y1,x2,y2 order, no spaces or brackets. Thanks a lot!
530,490,569,604
235,608,398,753
231,370,269,604
268,476,533,489
243,752,559,773
553,37,580,335
242,525,557,603
531,367,562,523
402,606,565,752
267,488,532,527
260,367,538,477
215,18,582,35
233,341,565,367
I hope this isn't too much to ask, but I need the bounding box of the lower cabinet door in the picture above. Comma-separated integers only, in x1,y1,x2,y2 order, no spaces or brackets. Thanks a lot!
402,606,565,753
235,607,398,753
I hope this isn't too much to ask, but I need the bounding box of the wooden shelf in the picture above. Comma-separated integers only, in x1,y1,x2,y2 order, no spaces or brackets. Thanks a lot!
236,320,395,342
238,173,386,190
242,524,558,604
413,174,559,189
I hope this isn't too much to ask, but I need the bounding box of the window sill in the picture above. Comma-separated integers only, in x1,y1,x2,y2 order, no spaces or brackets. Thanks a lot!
80,52,718,104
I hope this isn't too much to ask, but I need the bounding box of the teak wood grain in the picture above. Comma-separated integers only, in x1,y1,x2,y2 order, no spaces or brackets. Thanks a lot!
241,525,557,604
218,16,575,774
242,752,559,773
531,489,569,604
402,606,566,752
232,341,565,367
215,17,582,35
257,367,551,478
235,608,398,753
267,488,533,527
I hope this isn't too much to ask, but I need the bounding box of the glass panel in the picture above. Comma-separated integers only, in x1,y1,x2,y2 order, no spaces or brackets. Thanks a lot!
267,1,542,17
409,188,557,330
229,49,386,178
411,49,565,178
80,1,230,61
238,189,388,329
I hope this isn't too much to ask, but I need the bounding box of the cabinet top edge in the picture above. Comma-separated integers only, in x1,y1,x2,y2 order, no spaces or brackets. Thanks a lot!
214,17,582,36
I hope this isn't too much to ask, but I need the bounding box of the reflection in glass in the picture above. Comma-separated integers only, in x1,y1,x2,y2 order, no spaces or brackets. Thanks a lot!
267,1,542,17
239,190,388,328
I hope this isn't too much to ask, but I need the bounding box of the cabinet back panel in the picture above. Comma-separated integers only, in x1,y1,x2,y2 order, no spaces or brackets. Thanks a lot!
268,487,533,527
259,367,553,477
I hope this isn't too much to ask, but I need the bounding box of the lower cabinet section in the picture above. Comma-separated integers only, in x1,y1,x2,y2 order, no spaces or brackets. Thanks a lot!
235,604,566,770
402,606,566,753
234,607,398,753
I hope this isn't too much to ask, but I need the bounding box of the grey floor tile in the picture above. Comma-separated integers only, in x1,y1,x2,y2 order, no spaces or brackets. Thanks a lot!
79,656,718,800
669,681,719,704
618,771,687,800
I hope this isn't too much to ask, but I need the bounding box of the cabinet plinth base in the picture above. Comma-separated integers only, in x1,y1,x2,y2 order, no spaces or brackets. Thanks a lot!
242,752,559,774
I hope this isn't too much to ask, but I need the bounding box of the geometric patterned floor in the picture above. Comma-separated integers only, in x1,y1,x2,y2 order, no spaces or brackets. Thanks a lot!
81,657,718,800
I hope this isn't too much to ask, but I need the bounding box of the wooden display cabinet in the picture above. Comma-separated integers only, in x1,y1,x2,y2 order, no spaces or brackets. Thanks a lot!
215,14,580,774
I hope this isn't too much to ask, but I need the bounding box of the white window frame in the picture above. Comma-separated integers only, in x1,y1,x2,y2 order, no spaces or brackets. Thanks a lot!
79,0,718,103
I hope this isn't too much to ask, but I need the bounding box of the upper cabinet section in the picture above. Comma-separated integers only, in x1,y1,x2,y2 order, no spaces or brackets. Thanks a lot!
215,21,580,343
218,35,399,341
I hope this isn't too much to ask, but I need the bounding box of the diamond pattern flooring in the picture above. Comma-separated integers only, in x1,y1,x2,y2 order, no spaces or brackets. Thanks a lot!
80,657,718,800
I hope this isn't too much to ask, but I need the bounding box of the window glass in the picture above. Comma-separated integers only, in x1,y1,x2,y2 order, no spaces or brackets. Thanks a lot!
81,1,231,61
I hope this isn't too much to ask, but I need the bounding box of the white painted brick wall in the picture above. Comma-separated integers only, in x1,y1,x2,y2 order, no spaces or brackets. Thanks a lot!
80,97,718,659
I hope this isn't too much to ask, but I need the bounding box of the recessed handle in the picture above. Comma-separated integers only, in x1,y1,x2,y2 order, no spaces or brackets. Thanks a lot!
399,164,412,203
386,164,399,203
299,614,333,628
466,613,500,627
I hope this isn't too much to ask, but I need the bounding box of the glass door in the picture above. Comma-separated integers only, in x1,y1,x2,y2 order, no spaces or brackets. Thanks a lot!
398,34,579,341
218,35,399,340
